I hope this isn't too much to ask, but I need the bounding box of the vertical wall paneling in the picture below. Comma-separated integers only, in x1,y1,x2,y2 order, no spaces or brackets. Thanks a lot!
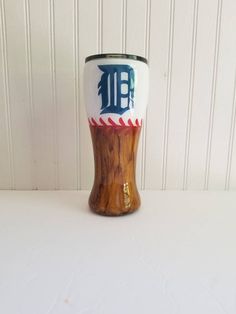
102,0,122,52
24,0,35,189
30,0,56,189
121,0,127,53
126,0,146,56
145,0,170,189
187,0,219,190
0,0,236,190
48,0,59,189
97,0,103,53
126,0,147,188
74,0,79,189
182,0,199,190
204,0,223,189
79,0,99,189
4,0,32,189
141,0,151,189
53,0,77,189
0,0,12,189
165,0,195,189
208,0,236,189
161,0,175,190
227,74,236,189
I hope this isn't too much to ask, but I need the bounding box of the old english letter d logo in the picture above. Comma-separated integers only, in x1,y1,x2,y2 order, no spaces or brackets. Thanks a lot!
98,64,135,115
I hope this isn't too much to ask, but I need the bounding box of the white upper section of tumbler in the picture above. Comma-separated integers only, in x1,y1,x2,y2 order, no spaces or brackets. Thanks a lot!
84,56,149,126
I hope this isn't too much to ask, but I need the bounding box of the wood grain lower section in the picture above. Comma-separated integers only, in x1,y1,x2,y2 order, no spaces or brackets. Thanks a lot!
89,125,141,216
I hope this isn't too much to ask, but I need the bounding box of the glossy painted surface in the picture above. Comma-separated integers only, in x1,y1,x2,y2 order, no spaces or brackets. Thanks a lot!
84,55,148,215
84,57,149,126
89,125,141,216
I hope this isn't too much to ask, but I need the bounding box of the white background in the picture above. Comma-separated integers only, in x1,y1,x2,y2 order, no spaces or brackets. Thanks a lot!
0,0,236,190
1,191,236,313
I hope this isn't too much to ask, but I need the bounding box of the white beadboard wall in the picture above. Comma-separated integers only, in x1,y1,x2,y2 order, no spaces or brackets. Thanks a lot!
0,0,236,190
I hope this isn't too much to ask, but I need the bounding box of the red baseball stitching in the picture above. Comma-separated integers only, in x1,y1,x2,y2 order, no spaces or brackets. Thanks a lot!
128,119,134,127
119,117,126,126
88,117,142,127
91,118,98,126
99,117,107,126
88,118,93,126
108,117,118,126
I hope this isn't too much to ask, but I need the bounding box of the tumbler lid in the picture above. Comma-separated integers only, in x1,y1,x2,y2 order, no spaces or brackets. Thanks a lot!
85,53,148,64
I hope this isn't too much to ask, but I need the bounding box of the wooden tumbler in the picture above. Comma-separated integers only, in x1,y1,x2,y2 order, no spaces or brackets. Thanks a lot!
84,53,149,216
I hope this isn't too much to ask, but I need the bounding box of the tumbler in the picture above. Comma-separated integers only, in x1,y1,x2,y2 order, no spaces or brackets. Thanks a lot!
84,53,149,216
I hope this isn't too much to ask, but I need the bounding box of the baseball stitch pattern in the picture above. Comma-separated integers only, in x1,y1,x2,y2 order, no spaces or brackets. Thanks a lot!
88,117,142,127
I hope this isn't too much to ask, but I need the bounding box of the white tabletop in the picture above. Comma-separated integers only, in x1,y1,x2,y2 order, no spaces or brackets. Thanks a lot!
0,191,236,314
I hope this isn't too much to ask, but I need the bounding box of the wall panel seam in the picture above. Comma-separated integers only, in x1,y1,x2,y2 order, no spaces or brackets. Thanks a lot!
162,0,175,190
24,0,35,190
121,0,127,53
204,0,223,190
141,0,151,190
225,71,236,189
74,0,80,189
183,0,199,190
0,0,14,189
49,0,59,189
98,0,103,53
